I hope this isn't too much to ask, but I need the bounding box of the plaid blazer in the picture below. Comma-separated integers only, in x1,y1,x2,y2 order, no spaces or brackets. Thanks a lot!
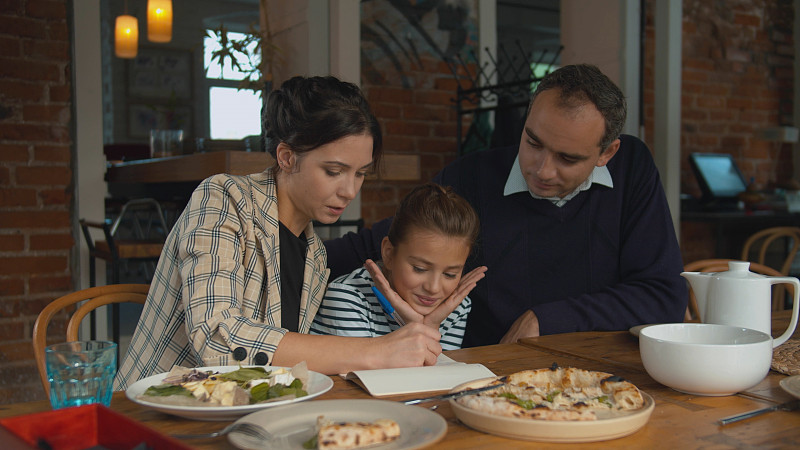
115,170,329,389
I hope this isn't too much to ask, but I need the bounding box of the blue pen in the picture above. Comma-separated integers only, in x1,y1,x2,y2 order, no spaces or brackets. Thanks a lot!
372,286,406,326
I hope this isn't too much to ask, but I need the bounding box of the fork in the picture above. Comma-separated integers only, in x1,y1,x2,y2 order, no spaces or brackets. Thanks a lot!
718,399,800,425
172,422,272,441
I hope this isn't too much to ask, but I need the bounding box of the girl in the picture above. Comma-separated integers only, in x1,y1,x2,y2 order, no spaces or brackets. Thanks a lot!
311,183,487,349
116,76,442,389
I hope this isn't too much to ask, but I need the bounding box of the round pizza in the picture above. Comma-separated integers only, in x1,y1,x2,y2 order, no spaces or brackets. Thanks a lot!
455,365,645,421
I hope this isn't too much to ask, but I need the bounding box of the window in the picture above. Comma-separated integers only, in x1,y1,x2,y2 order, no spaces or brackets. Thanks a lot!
530,63,558,92
203,30,262,140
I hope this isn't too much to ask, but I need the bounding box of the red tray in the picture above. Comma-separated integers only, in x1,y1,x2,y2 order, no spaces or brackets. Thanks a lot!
0,404,192,450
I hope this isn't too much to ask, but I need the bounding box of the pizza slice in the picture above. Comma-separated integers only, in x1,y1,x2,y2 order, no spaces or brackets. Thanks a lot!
305,416,400,450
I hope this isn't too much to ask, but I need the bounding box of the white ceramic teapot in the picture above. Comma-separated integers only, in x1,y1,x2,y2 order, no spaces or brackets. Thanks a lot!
681,261,800,347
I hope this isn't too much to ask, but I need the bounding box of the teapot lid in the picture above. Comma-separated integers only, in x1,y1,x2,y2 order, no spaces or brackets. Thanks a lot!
713,261,765,279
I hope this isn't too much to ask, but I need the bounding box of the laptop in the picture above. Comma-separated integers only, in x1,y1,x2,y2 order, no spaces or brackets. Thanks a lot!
688,153,748,210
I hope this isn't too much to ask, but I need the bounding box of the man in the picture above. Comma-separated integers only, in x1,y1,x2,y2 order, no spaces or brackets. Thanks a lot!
325,64,687,347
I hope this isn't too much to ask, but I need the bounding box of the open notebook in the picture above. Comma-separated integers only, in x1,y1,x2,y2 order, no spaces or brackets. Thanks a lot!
341,354,496,397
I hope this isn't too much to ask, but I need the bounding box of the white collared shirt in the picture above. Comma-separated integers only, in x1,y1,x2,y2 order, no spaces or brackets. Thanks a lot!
503,154,614,207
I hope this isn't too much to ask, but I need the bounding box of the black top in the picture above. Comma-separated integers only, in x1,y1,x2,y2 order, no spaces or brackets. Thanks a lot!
279,222,306,333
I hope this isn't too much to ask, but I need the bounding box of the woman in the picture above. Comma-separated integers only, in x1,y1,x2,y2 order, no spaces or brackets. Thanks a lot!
115,76,441,389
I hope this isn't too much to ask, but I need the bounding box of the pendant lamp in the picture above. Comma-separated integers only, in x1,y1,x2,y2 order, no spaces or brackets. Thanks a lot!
114,14,138,58
147,0,173,43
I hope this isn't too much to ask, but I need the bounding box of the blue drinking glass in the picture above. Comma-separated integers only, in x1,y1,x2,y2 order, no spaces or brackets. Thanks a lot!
45,341,117,409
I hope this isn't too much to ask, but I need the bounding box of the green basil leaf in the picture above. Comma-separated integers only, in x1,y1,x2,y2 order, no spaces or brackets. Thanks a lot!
249,382,271,402
143,384,193,397
302,435,318,449
217,367,271,383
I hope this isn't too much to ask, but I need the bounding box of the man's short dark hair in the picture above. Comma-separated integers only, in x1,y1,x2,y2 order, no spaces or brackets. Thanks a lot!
528,64,627,150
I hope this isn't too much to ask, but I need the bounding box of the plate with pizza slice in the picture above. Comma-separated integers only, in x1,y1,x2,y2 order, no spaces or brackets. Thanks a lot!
228,399,447,450
449,366,655,443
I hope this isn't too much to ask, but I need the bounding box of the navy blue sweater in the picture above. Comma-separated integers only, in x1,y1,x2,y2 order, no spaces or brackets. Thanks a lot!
325,135,688,347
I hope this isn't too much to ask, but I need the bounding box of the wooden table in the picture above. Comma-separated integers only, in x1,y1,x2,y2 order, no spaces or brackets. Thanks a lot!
3,314,799,449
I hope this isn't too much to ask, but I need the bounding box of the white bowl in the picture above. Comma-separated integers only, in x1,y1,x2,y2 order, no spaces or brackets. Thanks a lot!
639,323,772,396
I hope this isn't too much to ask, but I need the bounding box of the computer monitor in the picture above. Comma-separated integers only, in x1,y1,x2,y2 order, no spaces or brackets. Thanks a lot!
688,153,748,205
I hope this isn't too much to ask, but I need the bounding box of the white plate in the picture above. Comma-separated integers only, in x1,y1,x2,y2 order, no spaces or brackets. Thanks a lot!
125,365,334,421
229,399,447,450
449,378,655,443
780,374,800,399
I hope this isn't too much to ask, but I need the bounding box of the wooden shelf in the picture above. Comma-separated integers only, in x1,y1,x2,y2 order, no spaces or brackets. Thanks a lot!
106,151,420,184
106,151,273,184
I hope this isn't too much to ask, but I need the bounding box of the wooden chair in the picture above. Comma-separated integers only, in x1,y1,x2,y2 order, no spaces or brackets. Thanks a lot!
80,198,169,287
683,259,790,321
740,226,800,310
32,284,149,396
741,226,800,276
80,199,167,345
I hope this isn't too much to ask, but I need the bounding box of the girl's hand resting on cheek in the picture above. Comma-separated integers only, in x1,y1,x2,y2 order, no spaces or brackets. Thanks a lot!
423,265,486,328
365,259,487,330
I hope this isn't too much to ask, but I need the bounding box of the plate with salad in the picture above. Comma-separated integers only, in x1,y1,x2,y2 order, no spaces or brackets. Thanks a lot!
125,362,334,420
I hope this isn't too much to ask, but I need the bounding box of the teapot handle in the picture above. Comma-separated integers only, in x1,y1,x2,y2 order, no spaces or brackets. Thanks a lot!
769,277,800,347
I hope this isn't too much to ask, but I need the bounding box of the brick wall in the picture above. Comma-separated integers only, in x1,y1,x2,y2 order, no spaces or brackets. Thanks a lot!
359,1,478,226
0,0,73,404
361,62,467,224
643,0,792,263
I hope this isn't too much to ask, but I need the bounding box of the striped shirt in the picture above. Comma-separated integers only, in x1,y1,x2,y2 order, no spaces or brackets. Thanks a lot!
114,170,330,389
310,267,471,350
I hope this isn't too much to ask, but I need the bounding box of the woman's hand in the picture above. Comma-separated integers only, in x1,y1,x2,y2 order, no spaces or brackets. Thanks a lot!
371,322,442,367
273,325,442,373
365,259,486,329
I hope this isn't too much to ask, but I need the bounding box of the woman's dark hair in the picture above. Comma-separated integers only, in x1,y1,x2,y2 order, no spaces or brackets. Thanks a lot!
387,183,480,250
527,64,626,151
263,76,383,170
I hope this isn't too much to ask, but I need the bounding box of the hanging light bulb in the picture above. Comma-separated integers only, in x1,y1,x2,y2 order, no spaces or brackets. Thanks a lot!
147,0,173,43
115,14,138,58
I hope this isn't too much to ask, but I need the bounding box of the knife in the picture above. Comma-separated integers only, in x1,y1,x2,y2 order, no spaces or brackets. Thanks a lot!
718,399,800,425
403,382,505,405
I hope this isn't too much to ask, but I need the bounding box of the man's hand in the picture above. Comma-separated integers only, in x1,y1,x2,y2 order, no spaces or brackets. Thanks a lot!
500,309,540,343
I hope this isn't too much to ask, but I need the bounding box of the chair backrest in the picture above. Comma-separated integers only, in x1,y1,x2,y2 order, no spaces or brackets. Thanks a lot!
683,259,789,321
741,226,800,275
110,198,170,238
32,284,149,396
